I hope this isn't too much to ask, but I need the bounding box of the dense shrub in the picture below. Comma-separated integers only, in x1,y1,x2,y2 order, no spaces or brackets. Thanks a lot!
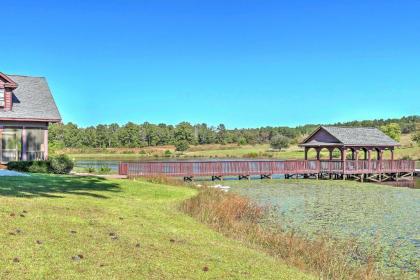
28,161,50,173
98,166,112,174
175,140,189,151
49,155,74,174
270,134,291,150
8,155,74,174
7,161,33,172
379,123,401,142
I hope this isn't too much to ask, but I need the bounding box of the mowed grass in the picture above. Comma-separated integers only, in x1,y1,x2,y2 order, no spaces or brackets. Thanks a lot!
0,175,312,280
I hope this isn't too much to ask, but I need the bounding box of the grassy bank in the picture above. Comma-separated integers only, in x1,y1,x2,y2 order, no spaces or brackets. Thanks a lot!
0,174,311,279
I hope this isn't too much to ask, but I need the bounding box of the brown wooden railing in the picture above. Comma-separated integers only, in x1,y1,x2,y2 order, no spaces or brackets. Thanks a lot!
119,160,415,178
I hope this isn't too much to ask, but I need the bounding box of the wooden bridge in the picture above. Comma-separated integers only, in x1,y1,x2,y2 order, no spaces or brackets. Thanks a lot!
118,159,415,182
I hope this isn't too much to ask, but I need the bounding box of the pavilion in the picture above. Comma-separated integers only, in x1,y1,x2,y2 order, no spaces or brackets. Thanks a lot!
119,126,414,182
299,126,400,161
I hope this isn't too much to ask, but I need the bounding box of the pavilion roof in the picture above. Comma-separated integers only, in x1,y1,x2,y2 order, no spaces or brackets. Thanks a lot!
300,126,400,147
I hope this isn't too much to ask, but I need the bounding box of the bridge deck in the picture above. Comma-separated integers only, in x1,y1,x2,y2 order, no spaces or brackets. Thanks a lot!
119,159,415,179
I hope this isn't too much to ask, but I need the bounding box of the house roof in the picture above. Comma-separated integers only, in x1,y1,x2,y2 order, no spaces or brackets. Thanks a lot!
301,126,400,147
0,74,61,122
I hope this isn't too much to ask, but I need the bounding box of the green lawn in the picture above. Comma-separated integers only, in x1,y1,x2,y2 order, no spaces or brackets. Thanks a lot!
0,174,312,280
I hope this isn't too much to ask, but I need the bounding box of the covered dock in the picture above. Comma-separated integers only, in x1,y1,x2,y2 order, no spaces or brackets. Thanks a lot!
118,126,416,182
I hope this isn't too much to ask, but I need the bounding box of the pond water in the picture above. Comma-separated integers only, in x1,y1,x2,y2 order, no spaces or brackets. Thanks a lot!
229,180,420,276
75,160,122,171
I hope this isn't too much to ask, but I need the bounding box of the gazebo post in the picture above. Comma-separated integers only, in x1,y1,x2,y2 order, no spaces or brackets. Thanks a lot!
328,148,333,160
316,148,321,160
340,148,345,160
304,147,308,160
390,148,394,171
377,149,383,160
367,149,372,172
342,148,347,180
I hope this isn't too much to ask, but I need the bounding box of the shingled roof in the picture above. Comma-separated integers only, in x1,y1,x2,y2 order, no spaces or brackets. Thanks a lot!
301,126,400,147
0,75,61,122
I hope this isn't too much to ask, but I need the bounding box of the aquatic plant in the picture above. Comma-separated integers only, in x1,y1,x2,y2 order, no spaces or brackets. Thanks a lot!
181,187,388,279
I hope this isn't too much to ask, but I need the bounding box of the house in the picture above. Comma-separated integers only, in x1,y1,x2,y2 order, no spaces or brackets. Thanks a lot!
0,72,61,163
299,126,400,160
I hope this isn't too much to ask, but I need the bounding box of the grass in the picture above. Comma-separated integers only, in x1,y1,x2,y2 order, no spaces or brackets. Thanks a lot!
182,187,389,280
0,174,312,279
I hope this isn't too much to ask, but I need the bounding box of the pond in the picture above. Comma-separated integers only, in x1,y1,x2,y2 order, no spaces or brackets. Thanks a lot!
229,180,420,276
74,159,122,171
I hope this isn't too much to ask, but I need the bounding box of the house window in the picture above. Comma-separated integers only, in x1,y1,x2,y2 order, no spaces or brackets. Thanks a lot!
26,128,45,160
0,88,4,107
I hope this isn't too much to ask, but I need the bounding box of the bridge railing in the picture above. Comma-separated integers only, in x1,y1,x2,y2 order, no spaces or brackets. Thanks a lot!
119,159,415,177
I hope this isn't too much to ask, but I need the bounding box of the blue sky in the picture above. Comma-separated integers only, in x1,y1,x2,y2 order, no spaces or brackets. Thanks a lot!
1,0,419,128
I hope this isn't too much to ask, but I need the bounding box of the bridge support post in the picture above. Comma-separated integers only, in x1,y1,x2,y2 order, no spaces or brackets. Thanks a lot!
183,176,193,182
212,176,223,181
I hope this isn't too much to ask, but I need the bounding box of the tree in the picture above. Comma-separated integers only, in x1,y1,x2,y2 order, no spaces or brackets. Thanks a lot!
380,123,401,142
174,122,195,144
118,122,141,147
96,124,110,148
237,136,247,145
216,124,226,144
142,122,158,146
270,134,290,150
81,126,98,147
195,123,217,145
175,140,189,151
412,131,420,145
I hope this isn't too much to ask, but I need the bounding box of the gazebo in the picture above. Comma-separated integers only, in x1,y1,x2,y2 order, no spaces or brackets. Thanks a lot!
299,126,400,161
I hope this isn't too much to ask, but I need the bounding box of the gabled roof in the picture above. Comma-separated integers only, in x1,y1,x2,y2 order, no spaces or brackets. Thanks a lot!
0,73,18,88
301,126,400,147
0,74,61,122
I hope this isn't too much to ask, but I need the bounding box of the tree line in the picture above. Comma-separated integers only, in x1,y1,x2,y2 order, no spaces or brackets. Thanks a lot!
48,115,419,151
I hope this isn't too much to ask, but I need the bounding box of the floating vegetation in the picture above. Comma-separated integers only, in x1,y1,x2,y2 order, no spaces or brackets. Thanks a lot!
229,180,420,277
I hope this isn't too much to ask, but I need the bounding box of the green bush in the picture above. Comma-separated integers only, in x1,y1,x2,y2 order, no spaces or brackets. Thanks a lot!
8,155,74,174
98,166,112,174
8,160,52,174
85,166,96,173
49,155,74,174
7,161,33,172
28,161,50,173
270,134,290,150
175,140,189,152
